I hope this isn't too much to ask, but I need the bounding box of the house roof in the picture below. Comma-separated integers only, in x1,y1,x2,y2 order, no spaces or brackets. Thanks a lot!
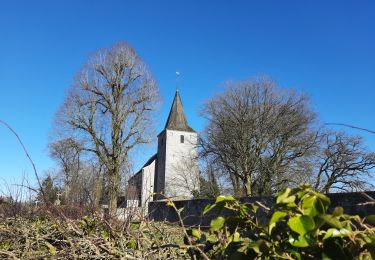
164,90,195,132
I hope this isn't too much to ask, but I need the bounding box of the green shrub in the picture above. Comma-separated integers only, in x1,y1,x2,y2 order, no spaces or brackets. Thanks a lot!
187,185,375,259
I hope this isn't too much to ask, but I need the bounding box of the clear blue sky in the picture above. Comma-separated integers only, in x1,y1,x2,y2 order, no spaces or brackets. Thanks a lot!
0,1,374,185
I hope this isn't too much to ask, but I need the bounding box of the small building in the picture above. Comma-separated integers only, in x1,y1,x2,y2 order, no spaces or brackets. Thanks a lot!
126,90,199,209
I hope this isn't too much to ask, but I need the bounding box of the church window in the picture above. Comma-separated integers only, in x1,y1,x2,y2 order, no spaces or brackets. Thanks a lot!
180,135,184,143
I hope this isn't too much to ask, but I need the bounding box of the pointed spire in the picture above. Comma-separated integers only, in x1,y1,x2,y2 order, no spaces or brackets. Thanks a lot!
165,90,195,132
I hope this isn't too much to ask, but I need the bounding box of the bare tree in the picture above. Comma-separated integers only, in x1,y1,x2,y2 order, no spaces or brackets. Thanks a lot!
169,155,200,198
314,131,375,193
200,77,317,196
198,159,226,198
49,138,82,201
53,42,160,214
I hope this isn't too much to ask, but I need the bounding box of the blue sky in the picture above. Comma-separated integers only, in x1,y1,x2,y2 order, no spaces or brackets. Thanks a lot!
0,1,374,185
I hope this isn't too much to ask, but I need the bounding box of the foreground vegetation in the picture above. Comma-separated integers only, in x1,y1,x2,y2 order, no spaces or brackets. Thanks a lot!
0,214,187,259
1,185,375,259
186,185,375,259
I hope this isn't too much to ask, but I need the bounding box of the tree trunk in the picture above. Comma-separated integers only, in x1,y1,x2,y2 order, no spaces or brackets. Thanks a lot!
244,176,252,196
93,173,102,208
108,166,120,216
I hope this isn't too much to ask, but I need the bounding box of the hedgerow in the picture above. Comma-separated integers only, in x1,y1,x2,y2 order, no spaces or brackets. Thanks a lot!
185,185,375,259
1,185,375,259
0,215,188,259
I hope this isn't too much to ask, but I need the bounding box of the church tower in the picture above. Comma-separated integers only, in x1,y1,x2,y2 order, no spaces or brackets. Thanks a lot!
154,90,199,199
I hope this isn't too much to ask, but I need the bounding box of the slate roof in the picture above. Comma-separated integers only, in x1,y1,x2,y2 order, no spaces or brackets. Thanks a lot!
164,90,195,132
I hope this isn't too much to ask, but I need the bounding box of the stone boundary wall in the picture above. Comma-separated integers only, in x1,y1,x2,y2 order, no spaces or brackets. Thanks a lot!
148,191,375,227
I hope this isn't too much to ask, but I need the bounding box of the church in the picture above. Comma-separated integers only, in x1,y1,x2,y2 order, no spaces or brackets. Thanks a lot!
126,90,199,207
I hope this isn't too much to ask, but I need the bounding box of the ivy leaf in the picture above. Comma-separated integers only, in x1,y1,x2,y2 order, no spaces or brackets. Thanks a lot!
289,235,310,247
323,228,351,240
166,201,175,207
269,211,287,234
276,188,294,204
203,203,216,214
204,196,235,215
332,207,344,217
191,228,201,239
232,231,240,242
247,240,268,254
290,250,302,260
323,228,341,240
318,214,343,229
302,195,324,217
216,195,235,203
316,193,331,209
210,216,225,231
288,215,315,235
206,234,217,243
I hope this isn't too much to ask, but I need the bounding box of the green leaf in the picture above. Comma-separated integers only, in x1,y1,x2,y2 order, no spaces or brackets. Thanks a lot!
245,203,259,213
323,228,341,240
317,193,331,208
288,215,315,235
203,203,216,214
289,235,310,247
318,214,343,229
191,228,201,239
204,196,235,215
276,188,293,204
206,234,217,243
216,195,235,203
281,195,296,205
302,195,325,217
210,216,225,231
247,240,267,254
239,205,249,217
332,207,344,217
269,211,287,234
233,231,240,242
290,250,302,260
166,201,175,207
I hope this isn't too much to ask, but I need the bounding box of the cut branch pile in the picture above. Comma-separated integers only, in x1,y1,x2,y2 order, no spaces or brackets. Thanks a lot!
0,216,189,259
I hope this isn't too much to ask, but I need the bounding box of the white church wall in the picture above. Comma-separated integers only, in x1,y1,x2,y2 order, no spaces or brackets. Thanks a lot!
164,129,199,197
141,158,155,208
